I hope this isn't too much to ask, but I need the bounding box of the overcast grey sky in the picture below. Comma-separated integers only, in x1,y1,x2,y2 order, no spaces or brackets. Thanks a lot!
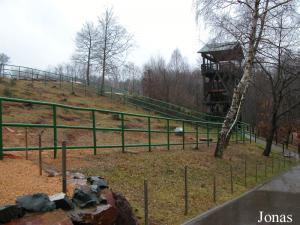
0,0,209,69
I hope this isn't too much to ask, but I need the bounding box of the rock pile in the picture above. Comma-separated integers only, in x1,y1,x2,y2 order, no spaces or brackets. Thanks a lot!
0,176,139,225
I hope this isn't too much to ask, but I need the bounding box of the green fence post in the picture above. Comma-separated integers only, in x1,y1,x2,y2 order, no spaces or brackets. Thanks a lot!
92,110,97,155
206,123,210,147
196,123,199,150
167,119,170,150
148,117,151,152
25,127,28,160
121,113,125,153
53,105,57,159
182,121,185,150
0,100,2,160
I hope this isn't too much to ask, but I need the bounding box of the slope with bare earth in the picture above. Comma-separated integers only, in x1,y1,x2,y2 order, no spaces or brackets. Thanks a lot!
0,78,296,225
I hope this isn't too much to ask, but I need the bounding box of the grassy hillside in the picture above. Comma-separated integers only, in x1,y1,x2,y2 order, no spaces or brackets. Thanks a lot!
0,77,295,225
0,77,221,153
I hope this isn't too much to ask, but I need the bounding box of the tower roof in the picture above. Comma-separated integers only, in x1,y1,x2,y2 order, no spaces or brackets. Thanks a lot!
198,41,244,62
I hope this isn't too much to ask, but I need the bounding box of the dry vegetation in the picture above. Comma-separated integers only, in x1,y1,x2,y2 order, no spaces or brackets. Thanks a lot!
0,77,219,152
2,143,296,225
0,78,297,225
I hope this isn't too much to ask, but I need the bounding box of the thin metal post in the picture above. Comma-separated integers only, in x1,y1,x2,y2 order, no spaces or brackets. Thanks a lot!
196,124,199,150
71,77,74,93
167,119,170,150
110,87,113,100
255,162,258,183
213,175,216,203
25,127,28,160
144,179,149,225
44,72,47,86
62,141,67,194
184,166,188,215
182,121,185,150
255,132,257,143
121,113,125,153
207,123,210,147
264,160,267,177
282,143,285,154
230,164,233,194
38,134,42,176
59,74,62,89
31,69,34,85
92,111,97,155
244,158,247,187
217,125,220,141
235,125,238,143
53,105,57,159
148,117,151,152
272,155,274,174
243,126,245,143
250,126,252,143
284,155,286,168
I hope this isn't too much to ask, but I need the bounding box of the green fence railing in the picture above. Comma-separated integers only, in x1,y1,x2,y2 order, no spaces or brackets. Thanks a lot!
0,97,247,160
0,64,229,123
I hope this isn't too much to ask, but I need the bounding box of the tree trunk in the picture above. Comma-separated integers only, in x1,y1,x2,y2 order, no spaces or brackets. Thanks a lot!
214,64,252,158
214,1,262,158
100,58,106,96
86,48,91,86
263,113,277,156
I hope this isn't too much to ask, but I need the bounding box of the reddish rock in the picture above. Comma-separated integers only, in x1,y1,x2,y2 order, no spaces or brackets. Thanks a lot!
6,209,73,225
113,192,139,225
69,204,117,225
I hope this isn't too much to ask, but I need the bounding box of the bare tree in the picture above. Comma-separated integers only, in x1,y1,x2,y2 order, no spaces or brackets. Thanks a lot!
0,53,10,75
0,53,9,65
73,22,98,86
254,8,300,156
121,62,141,94
195,0,297,158
96,8,133,95
168,49,190,104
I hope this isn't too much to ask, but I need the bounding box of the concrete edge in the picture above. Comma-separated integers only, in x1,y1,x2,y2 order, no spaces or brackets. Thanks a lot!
181,164,299,225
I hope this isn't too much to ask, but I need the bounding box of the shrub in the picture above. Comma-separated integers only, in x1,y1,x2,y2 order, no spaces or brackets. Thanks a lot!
3,87,13,97
10,79,17,86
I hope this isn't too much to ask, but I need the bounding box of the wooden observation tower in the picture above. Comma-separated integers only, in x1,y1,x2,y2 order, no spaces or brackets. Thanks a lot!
198,41,244,116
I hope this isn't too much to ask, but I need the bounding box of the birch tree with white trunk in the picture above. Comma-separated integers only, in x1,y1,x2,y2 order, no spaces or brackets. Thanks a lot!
194,0,297,158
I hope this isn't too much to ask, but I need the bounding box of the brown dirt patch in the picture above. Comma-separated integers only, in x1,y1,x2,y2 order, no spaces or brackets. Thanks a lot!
0,158,63,205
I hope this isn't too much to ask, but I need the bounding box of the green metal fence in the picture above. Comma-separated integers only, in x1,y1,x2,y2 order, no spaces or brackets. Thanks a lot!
0,64,228,123
0,97,247,160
